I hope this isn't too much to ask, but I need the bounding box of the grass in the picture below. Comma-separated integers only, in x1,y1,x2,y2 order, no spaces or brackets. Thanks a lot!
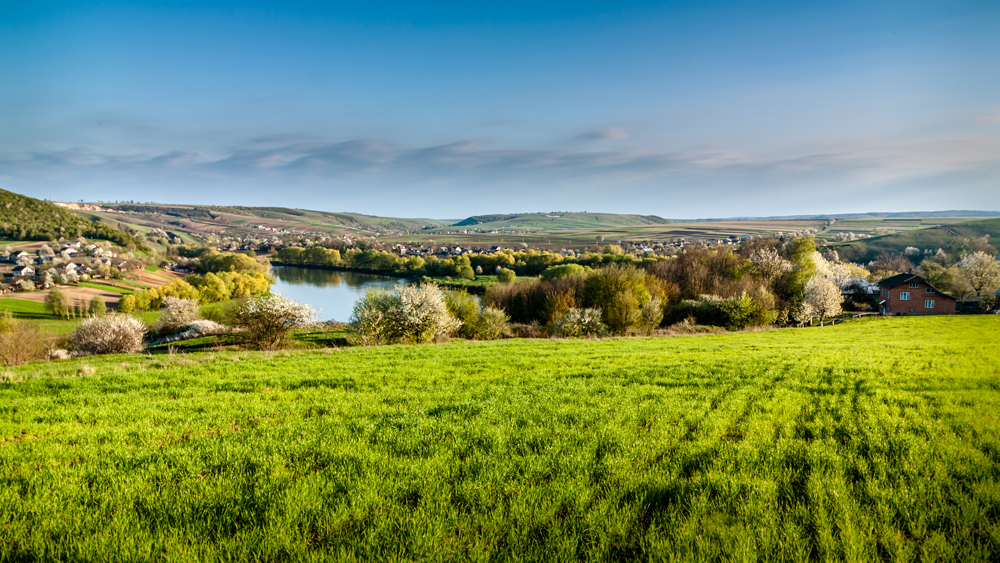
75,281,135,294
0,297,158,335
1,317,999,560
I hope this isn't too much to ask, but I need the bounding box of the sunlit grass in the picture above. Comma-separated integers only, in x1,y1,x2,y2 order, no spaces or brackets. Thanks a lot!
1,316,998,560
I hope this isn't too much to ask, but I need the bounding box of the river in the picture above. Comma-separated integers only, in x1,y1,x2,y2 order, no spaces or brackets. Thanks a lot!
269,266,409,322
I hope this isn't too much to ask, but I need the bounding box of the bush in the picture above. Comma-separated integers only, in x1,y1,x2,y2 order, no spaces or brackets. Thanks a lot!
229,294,316,351
445,291,480,339
0,311,51,366
639,296,664,335
540,264,585,281
350,283,461,345
146,320,227,346
497,268,516,284
582,265,650,335
476,307,510,340
154,297,201,336
69,313,147,356
550,308,606,338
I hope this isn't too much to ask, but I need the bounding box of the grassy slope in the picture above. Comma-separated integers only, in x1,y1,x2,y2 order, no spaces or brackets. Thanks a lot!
449,212,670,230
2,317,999,560
831,218,1000,263
84,204,445,238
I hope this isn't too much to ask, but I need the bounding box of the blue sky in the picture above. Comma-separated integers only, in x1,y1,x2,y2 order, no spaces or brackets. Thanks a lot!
1,1,998,219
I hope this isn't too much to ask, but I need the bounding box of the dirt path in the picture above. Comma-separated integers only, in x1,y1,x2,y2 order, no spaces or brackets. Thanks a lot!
6,286,125,306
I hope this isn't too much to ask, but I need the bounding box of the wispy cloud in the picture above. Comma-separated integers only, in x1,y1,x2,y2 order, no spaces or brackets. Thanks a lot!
4,135,998,182
577,127,629,141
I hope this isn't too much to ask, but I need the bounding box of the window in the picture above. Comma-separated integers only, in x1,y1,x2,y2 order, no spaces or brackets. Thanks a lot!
925,300,935,309
926,287,934,293
909,282,919,288
900,292,910,300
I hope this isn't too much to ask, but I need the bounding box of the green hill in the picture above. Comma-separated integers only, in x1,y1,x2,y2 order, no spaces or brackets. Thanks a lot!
831,217,1000,263
451,212,670,230
0,189,148,250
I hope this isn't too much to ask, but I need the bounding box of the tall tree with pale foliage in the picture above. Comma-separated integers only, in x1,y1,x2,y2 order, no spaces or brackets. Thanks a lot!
957,251,1000,305
799,276,843,326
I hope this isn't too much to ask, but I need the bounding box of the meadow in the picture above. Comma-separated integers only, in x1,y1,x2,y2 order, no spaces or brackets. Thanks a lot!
1,316,999,561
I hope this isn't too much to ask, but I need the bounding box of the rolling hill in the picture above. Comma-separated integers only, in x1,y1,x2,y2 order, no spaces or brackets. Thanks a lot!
0,189,147,249
831,217,1000,263
450,212,670,230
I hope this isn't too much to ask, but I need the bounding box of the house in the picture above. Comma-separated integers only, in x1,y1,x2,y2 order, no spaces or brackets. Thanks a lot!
12,265,34,277
63,262,78,272
839,277,879,296
877,273,956,315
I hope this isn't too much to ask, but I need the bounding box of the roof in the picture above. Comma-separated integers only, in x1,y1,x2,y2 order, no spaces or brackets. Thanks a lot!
877,273,923,288
877,272,955,299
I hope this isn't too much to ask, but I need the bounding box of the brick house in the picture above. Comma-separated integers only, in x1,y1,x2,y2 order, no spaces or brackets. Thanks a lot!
877,273,956,315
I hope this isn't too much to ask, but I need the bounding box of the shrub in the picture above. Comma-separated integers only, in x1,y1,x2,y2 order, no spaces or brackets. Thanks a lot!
496,268,516,284
458,265,476,280
350,283,461,345
154,297,201,336
229,294,316,351
540,264,585,281
582,265,650,335
638,296,664,335
17,280,35,291
550,308,606,338
69,313,147,356
476,307,510,340
147,320,227,346
445,291,481,339
0,311,51,366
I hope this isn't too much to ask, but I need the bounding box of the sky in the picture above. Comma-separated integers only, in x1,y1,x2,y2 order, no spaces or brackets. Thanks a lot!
1,1,998,219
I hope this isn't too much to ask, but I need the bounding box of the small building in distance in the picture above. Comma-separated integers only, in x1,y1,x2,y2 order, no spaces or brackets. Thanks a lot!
877,273,956,315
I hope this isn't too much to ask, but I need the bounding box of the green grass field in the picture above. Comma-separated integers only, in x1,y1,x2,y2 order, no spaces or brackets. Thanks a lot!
2,317,999,561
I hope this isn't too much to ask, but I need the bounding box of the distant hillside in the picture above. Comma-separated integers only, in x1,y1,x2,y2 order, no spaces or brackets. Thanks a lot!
84,203,445,242
0,189,148,249
451,212,670,230
696,210,1000,222
831,217,1000,263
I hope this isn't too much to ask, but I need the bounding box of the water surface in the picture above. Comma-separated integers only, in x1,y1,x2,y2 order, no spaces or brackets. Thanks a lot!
269,266,408,322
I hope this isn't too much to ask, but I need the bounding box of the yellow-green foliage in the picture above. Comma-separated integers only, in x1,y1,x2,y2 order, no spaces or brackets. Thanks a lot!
1,317,998,559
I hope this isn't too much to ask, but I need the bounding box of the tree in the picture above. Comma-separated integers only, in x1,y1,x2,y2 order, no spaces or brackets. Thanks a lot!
117,294,136,313
69,313,147,356
957,251,1000,307
88,296,106,317
582,264,650,335
230,294,316,351
497,268,516,284
350,284,460,345
748,247,791,283
803,276,842,326
44,288,68,318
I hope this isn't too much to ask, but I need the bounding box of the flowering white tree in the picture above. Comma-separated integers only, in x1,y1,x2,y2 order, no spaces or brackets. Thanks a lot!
748,247,791,282
351,283,460,345
69,313,147,356
800,276,843,326
550,308,606,337
230,294,316,350
958,251,1000,306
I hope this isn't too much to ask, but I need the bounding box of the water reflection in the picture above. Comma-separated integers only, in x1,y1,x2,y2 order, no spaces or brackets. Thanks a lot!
270,266,409,322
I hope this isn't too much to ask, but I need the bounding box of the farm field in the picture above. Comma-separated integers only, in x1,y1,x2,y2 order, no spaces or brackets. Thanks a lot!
2,316,999,560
